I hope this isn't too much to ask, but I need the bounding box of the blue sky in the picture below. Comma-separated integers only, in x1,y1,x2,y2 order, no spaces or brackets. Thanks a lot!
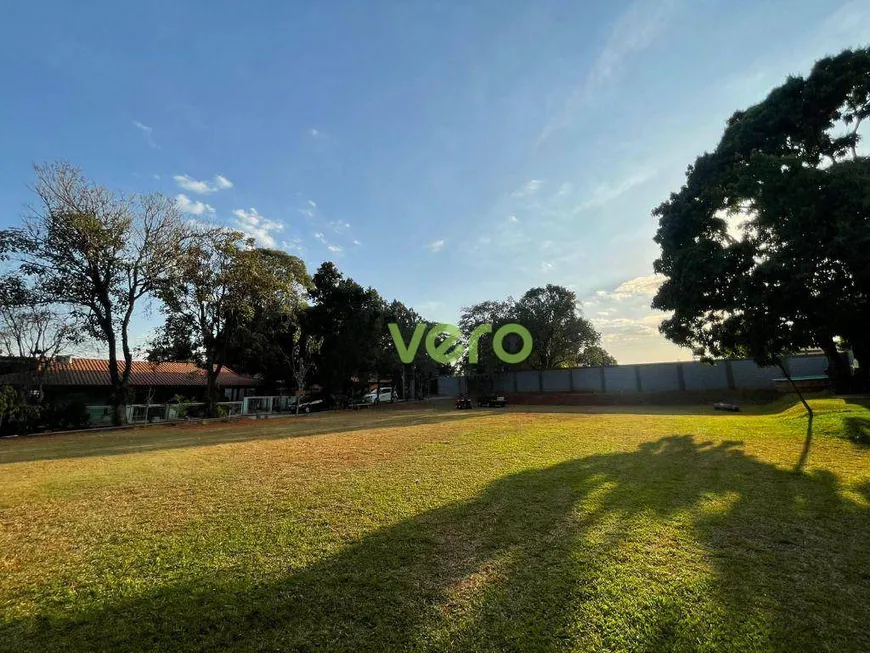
0,0,867,364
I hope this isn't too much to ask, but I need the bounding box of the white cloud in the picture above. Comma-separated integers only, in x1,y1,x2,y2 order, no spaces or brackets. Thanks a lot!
309,128,321,138
591,314,666,344
353,240,361,246
311,231,344,253
508,215,519,223
153,174,161,181
540,261,554,272
308,200,317,208
427,239,445,253
173,174,235,195
214,175,234,190
175,193,215,216
595,274,664,300
232,208,283,248
132,120,159,149
511,179,543,198
613,274,664,296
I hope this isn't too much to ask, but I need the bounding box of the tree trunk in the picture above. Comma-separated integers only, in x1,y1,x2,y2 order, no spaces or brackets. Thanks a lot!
206,371,218,417
850,339,869,390
819,338,851,393
106,333,126,426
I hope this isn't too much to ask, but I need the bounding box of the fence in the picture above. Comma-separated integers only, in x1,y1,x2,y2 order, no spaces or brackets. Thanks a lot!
83,396,291,426
437,353,829,396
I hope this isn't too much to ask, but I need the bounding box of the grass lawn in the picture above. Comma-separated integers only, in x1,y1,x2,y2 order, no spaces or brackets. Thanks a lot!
1,397,869,652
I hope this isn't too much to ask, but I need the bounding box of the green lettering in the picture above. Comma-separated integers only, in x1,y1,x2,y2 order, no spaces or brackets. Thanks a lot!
493,323,533,364
425,323,463,365
388,322,427,364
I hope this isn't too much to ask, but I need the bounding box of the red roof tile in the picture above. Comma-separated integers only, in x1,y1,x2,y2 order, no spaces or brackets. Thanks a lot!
0,358,259,388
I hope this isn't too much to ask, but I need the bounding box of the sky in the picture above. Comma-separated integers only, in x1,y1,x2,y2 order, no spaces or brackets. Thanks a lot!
0,0,867,364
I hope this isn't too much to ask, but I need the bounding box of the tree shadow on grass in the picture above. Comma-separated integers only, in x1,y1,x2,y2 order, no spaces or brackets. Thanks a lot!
5,437,870,652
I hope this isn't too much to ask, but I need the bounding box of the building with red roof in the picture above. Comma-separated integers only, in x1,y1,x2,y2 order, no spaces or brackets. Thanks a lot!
0,356,259,404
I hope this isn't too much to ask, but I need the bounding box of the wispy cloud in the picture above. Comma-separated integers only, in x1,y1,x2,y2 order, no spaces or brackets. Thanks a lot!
414,300,445,319
308,199,317,208
427,239,446,253
232,208,283,248
329,220,351,234
312,231,343,254
132,120,159,149
511,179,543,198
173,174,235,195
572,168,657,213
309,128,322,138
175,193,215,216
214,175,234,190
282,236,306,256
538,0,679,144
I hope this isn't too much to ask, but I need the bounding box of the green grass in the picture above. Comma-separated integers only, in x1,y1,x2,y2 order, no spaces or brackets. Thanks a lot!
1,398,869,652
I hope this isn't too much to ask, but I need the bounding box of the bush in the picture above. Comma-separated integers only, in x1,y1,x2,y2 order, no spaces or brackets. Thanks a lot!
4,403,44,435
45,398,90,431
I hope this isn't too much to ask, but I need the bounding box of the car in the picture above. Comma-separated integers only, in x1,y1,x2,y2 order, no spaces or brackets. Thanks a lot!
363,387,397,404
455,394,473,409
477,393,507,408
288,395,325,414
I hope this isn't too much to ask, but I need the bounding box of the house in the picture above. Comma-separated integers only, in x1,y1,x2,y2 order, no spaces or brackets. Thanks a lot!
0,356,259,405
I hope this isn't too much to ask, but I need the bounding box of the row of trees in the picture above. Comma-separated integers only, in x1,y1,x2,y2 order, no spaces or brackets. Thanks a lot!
652,47,870,391
0,162,615,427
459,284,615,378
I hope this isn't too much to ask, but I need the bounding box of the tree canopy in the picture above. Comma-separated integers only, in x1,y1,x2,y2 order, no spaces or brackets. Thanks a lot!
150,229,310,411
460,284,612,373
652,47,870,386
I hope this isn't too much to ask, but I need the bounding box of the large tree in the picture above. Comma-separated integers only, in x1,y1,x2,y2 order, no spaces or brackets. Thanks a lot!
222,249,312,392
460,285,609,374
306,262,386,401
577,345,617,368
458,298,516,378
0,162,192,423
380,299,446,399
151,230,309,414
652,48,870,389
513,284,601,370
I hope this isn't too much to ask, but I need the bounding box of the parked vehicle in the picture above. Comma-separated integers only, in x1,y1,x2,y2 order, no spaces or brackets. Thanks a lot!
288,394,326,413
363,387,396,404
455,394,472,409
477,393,507,408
